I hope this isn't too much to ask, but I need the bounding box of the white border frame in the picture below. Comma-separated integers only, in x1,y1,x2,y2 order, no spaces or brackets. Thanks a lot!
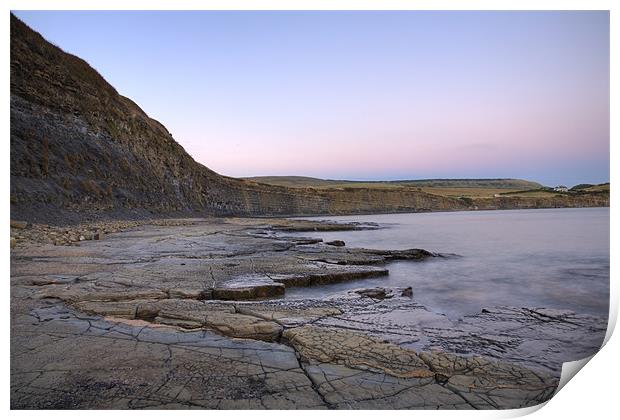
3,2,616,419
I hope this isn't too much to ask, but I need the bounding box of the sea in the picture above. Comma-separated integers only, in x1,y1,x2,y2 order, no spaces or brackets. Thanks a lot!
285,207,610,320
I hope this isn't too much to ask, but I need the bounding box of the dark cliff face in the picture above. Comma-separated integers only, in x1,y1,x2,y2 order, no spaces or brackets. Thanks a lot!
9,15,608,225
10,14,467,224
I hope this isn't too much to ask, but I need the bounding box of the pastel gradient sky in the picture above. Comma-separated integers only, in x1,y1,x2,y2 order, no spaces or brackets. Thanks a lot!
13,11,609,186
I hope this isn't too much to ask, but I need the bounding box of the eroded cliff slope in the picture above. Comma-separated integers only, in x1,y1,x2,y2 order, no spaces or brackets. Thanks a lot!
11,15,469,224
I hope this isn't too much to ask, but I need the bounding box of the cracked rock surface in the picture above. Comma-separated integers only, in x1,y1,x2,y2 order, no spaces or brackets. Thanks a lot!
11,218,605,409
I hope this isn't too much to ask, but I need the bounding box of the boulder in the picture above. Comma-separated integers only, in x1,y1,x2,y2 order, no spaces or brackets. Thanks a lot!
10,220,28,229
355,288,392,300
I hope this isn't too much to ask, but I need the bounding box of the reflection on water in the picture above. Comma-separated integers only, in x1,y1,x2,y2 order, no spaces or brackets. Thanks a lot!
285,208,609,320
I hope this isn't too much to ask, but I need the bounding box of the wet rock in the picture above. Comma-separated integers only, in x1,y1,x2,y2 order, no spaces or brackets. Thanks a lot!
326,240,345,247
401,287,413,298
362,248,436,261
10,237,16,249
354,288,392,300
276,268,388,288
292,237,323,245
423,306,607,374
271,220,378,232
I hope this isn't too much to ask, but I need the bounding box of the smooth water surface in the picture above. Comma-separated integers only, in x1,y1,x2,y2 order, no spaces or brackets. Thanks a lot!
286,208,609,320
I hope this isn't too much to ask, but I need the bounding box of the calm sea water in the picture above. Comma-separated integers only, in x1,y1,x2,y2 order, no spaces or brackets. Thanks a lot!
286,208,610,320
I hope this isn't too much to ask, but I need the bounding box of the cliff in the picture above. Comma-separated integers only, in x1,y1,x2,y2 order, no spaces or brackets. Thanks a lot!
10,15,608,225
9,15,465,224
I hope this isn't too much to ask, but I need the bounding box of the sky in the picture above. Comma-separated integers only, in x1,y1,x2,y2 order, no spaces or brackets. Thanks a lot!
13,11,610,186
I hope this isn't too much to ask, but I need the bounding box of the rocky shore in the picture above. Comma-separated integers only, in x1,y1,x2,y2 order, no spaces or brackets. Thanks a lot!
10,218,606,409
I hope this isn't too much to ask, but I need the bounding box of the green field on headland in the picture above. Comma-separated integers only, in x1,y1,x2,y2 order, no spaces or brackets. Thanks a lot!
245,177,609,199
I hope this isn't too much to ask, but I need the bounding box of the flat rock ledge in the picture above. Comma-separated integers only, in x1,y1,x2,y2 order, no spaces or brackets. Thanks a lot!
11,217,603,409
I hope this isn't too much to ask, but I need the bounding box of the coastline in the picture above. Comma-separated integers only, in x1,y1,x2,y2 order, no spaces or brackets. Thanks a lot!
10,216,606,409
10,198,610,228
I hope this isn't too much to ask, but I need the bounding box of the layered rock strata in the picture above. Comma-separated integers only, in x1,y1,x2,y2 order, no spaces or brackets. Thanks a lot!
11,218,606,409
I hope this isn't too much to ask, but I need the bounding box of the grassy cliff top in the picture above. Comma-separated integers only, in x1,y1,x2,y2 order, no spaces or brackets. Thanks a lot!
244,176,544,190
